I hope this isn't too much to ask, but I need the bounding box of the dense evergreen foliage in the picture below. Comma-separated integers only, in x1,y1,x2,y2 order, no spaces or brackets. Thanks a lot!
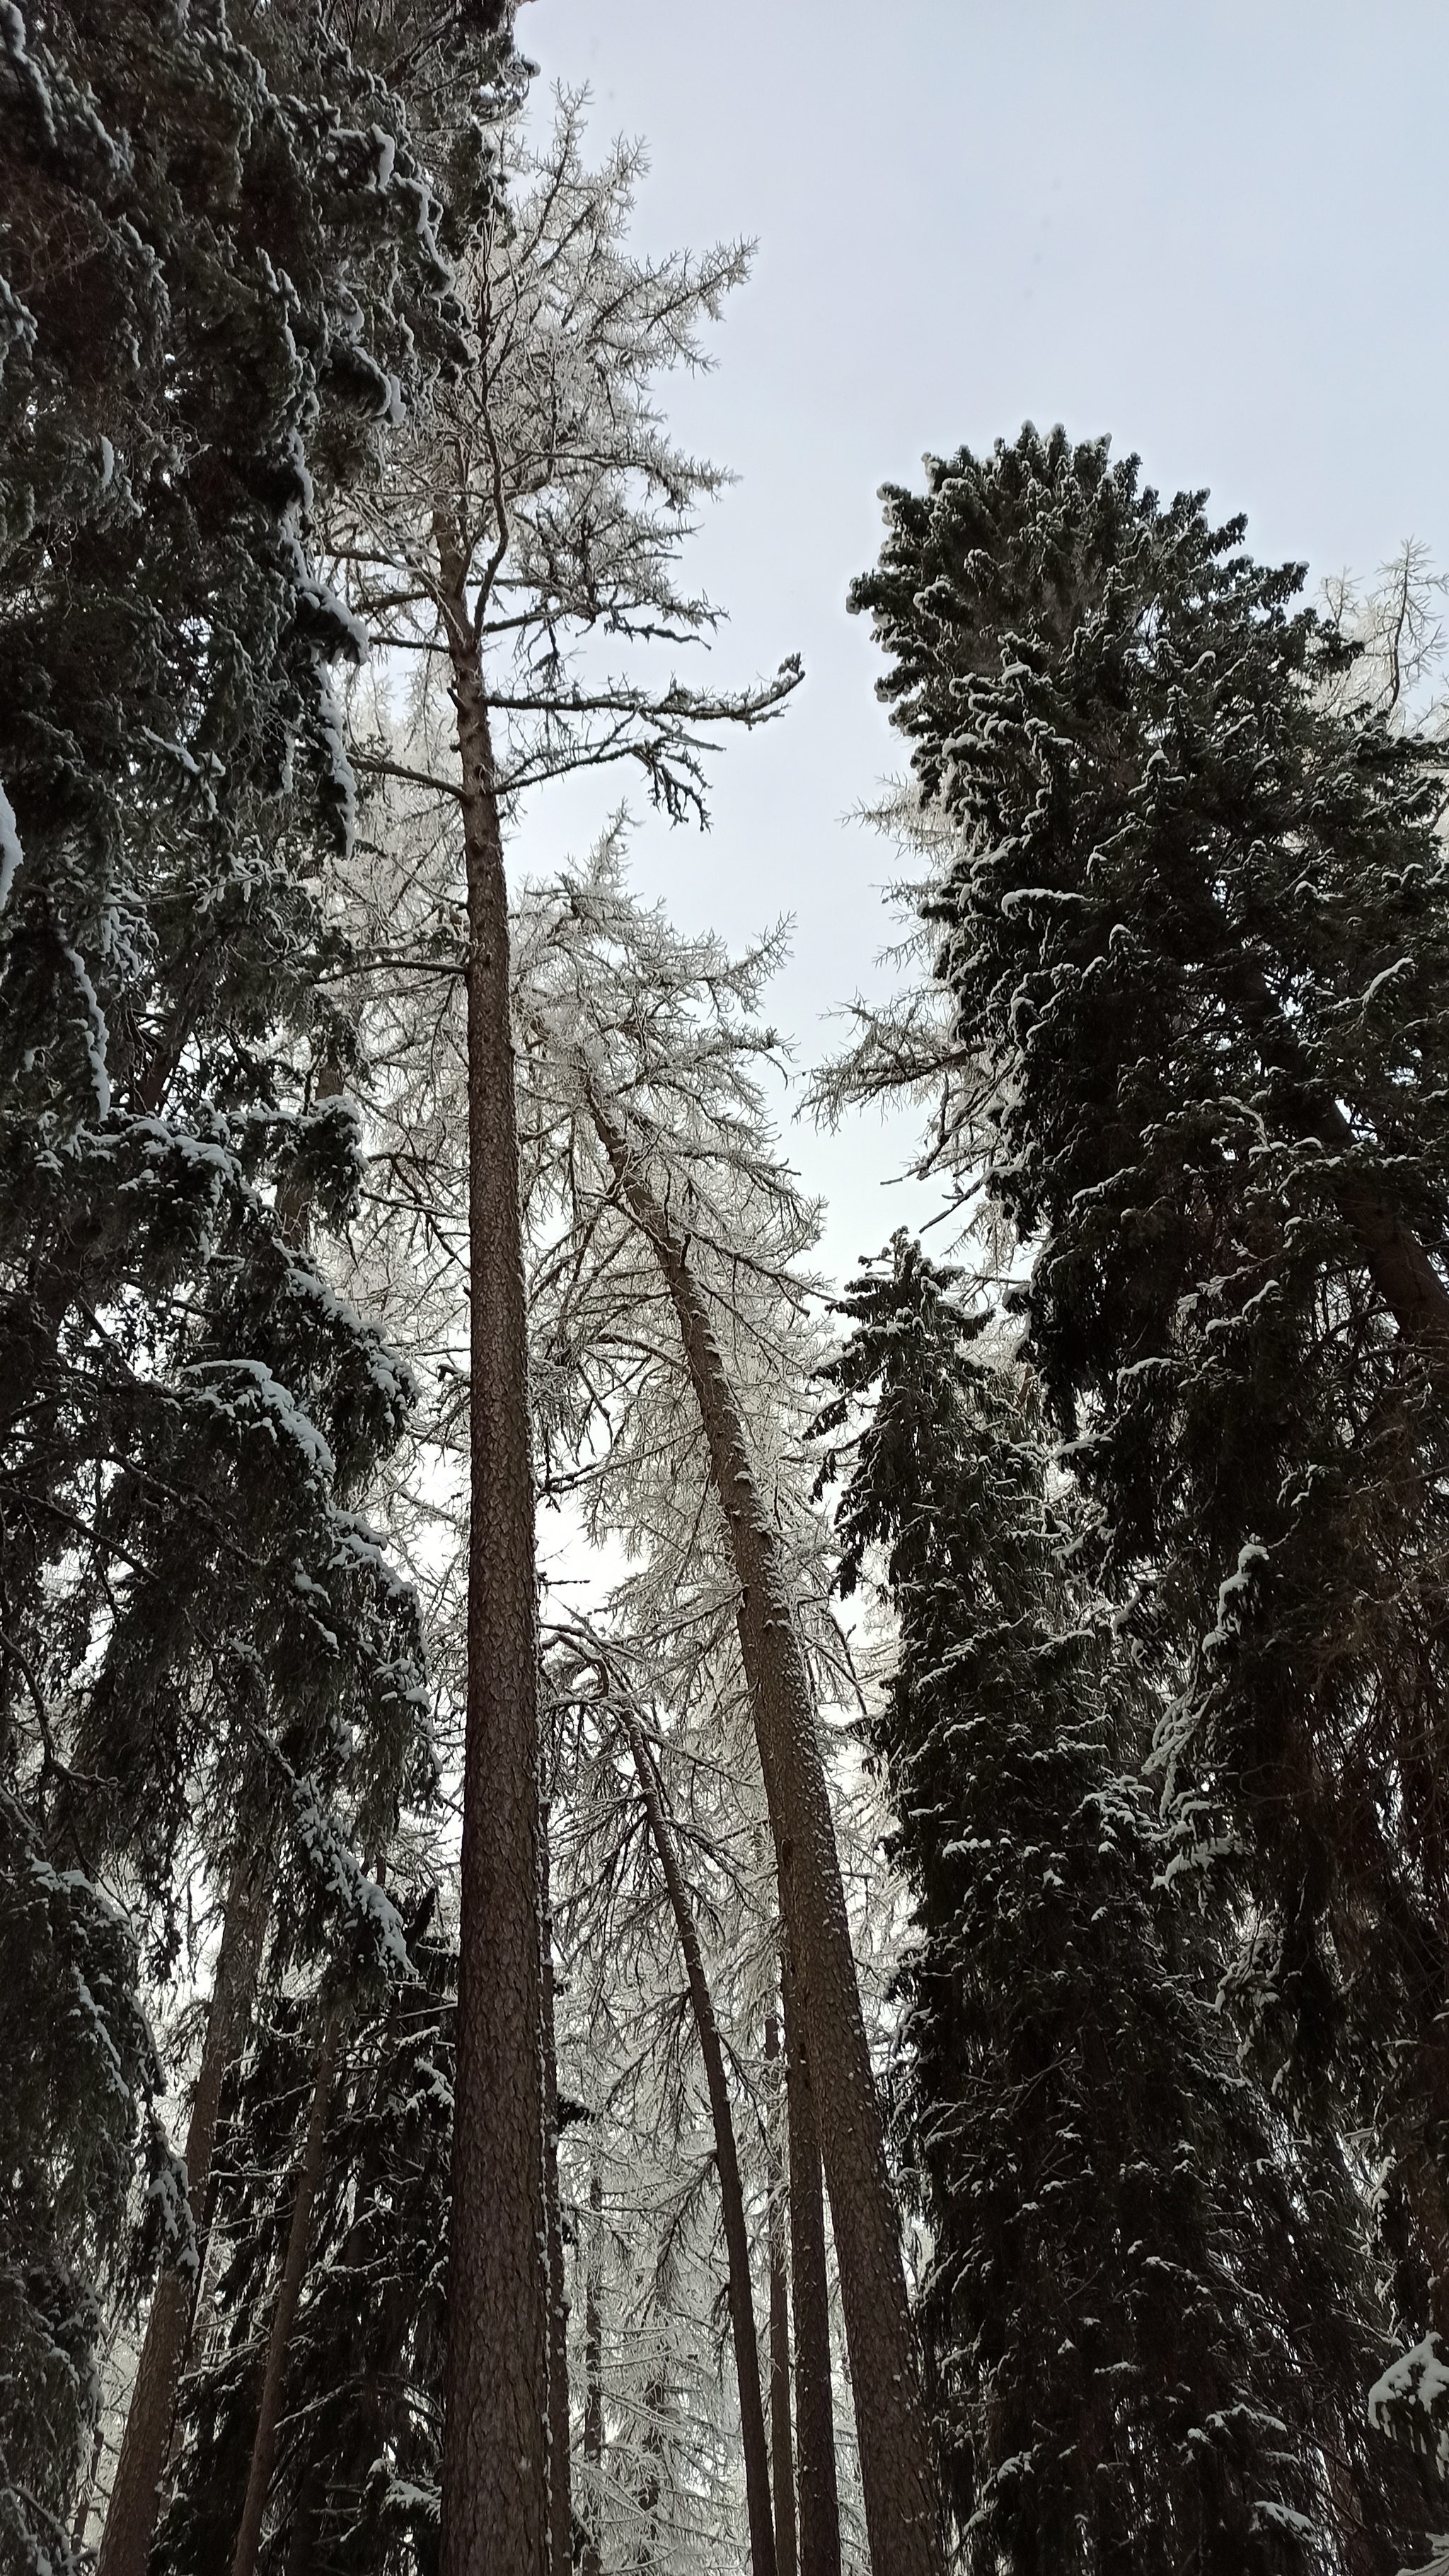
817,1236,1431,2575
0,1792,160,2575
154,1901,454,2576
0,4,521,2558
9,14,1449,2570
849,427,1449,2377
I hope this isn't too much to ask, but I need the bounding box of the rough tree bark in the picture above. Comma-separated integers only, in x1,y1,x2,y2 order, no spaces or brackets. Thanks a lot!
622,1709,778,2576
541,1812,573,2576
436,521,550,2576
781,1926,841,2576
96,1841,272,2576
763,2009,797,2576
587,1091,945,2576
231,1997,348,2576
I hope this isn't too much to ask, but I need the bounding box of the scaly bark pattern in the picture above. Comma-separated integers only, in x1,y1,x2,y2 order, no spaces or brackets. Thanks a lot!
782,1926,841,2576
437,531,550,2576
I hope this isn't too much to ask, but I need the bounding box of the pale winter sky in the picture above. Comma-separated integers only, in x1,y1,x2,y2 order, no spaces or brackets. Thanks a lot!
512,0,1449,1285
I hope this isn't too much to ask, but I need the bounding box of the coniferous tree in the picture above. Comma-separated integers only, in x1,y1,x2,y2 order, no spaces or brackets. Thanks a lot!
0,1791,160,2575
503,854,942,2570
844,429,1449,2403
341,820,879,2566
318,103,797,2572
154,1894,455,2576
0,4,525,2549
545,1625,780,2576
816,1234,1430,2576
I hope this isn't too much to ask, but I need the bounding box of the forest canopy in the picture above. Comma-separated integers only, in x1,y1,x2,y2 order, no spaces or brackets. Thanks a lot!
5,13,1449,2576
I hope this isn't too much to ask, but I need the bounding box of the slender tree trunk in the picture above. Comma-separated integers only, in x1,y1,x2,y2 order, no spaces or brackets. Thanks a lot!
634,2363,668,2574
781,1927,841,2576
282,2456,323,2576
622,1712,778,2576
587,1092,944,2576
97,1841,272,2576
541,1812,573,2576
763,2011,797,2576
71,2417,105,2553
230,1997,347,2576
436,532,550,2576
582,2165,604,2576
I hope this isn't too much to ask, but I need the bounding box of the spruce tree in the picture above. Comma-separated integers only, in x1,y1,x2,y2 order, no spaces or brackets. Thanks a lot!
0,1792,160,2575
816,1233,1430,2576
846,427,1449,2369
154,1895,455,2576
0,3,522,2547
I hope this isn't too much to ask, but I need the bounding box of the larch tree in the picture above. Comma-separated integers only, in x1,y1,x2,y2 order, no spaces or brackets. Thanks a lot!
552,1630,779,2576
504,850,944,2574
543,1614,787,2576
319,97,797,2572
325,808,886,2567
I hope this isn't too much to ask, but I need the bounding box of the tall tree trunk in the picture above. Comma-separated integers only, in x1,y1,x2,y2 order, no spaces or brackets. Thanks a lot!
781,1925,841,2576
71,2417,105,2553
582,2166,604,2576
763,2011,797,2576
97,1841,272,2576
436,530,550,2576
622,1712,778,2576
587,1091,944,2576
230,1997,347,2576
634,2362,668,2575
541,1812,573,2576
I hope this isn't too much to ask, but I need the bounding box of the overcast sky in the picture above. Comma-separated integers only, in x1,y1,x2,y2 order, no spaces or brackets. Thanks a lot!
512,1,1449,1282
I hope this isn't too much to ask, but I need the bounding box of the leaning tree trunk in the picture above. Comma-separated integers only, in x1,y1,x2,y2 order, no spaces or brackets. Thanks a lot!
781,1925,841,2576
231,1996,348,2576
436,529,550,2576
541,1814,573,2576
623,1711,778,2576
97,1840,272,2576
763,2010,797,2576
588,1092,944,2576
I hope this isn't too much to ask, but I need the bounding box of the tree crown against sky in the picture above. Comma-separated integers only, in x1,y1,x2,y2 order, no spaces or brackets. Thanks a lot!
15,9,1449,2568
831,425,1449,2482
327,89,798,816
